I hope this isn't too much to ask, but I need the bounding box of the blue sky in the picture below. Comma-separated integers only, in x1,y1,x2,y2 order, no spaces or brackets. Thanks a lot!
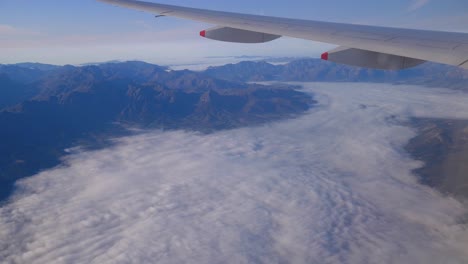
1,0,467,65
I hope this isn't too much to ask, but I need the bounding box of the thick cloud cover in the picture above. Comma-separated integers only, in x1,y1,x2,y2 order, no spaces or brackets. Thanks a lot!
1,83,468,264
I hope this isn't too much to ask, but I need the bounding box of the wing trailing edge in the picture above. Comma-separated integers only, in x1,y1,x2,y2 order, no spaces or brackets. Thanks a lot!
97,0,468,70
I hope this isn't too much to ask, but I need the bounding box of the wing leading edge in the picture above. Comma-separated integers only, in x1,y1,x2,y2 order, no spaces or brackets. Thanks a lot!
97,0,468,70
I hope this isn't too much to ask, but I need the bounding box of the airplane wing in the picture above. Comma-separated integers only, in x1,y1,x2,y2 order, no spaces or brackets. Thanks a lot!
97,0,468,70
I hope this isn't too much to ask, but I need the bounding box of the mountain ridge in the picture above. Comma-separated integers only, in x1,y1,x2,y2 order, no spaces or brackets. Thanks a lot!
0,61,314,201
203,59,468,90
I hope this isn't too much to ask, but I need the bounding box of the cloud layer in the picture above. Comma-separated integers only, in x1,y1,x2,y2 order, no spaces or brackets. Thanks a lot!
408,0,430,11
1,83,468,264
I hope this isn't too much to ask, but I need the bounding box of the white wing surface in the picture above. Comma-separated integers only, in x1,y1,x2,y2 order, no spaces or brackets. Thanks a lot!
97,0,468,70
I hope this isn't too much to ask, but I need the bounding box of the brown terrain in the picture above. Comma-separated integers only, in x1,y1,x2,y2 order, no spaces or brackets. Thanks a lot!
406,119,468,201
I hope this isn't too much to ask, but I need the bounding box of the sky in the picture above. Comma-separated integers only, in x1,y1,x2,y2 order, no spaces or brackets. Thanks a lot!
0,0,467,65
2,82,468,263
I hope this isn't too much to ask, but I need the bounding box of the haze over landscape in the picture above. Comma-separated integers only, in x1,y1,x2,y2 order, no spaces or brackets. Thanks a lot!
1,0,468,263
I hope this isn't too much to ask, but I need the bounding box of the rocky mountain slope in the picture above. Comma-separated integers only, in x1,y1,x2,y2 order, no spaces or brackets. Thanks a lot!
406,119,468,201
0,61,313,201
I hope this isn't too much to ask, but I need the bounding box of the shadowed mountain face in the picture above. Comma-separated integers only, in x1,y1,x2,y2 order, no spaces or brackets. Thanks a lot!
0,64,56,84
0,61,313,201
204,59,468,90
406,119,468,200
0,74,37,109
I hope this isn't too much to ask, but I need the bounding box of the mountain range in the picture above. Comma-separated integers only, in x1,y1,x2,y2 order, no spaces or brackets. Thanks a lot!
1,59,467,202
204,59,468,90
0,61,313,201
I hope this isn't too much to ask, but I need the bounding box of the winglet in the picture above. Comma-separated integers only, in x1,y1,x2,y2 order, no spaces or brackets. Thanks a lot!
200,30,206,37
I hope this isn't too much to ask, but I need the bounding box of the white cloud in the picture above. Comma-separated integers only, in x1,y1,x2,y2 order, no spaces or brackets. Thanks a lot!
408,0,430,11
1,83,468,263
0,25,16,34
0,24,42,38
